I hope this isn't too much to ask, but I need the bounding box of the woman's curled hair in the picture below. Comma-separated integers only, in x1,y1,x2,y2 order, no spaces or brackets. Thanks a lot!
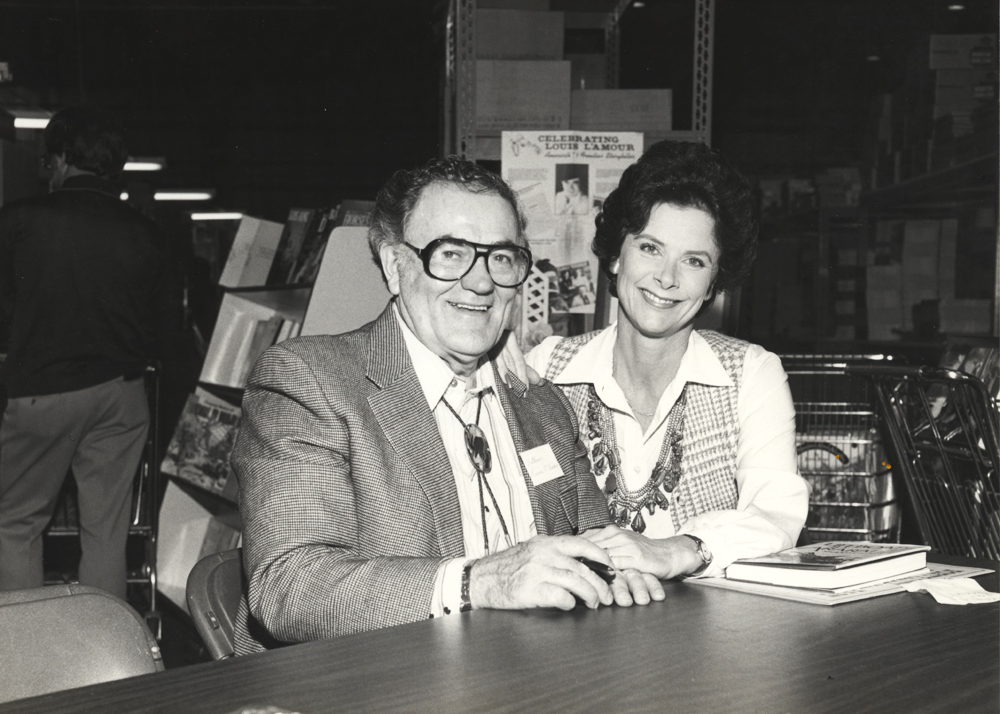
593,140,758,297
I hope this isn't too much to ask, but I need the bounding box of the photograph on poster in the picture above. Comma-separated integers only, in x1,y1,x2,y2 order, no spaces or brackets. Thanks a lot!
556,261,597,312
502,130,643,345
553,164,591,215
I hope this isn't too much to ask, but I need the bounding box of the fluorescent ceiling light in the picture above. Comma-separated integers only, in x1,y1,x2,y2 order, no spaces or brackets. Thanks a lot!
154,190,215,201
190,212,243,220
948,4,965,9
13,117,49,129
124,158,164,171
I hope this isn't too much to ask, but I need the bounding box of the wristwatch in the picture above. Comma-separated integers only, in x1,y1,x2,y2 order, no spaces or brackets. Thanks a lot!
682,534,713,575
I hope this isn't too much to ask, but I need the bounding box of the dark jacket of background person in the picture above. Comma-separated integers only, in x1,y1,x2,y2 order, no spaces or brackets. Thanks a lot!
0,174,171,397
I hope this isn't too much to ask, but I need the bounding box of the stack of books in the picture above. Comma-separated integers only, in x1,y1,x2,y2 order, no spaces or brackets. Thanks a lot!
690,541,993,606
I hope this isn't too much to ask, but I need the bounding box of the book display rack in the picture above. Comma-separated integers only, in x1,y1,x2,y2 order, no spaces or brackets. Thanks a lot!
157,201,377,613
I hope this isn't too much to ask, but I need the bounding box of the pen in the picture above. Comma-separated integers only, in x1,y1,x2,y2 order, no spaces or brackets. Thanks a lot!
577,557,616,583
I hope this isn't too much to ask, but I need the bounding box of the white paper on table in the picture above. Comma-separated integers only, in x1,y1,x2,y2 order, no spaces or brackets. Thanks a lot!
901,577,1000,604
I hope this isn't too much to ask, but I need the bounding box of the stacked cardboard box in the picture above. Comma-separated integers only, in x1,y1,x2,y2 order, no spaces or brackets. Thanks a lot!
929,34,998,172
471,7,673,159
866,216,992,339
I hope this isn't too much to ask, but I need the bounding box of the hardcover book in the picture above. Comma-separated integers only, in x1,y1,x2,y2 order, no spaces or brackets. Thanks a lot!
725,541,931,590
693,561,993,606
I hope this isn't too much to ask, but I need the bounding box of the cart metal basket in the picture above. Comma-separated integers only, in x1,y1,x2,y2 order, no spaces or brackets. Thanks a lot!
782,356,901,543
844,364,1000,559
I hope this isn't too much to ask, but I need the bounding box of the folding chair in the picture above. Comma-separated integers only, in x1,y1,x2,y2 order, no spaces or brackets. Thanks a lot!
0,584,163,704
185,548,244,660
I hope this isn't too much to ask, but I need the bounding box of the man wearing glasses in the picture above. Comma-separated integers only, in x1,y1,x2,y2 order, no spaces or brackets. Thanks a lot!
232,157,663,654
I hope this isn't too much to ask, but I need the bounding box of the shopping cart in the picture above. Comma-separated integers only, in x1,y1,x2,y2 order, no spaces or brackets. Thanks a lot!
782,356,901,543
844,364,1000,559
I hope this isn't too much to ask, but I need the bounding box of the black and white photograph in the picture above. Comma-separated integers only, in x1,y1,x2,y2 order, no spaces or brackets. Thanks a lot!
0,1,996,711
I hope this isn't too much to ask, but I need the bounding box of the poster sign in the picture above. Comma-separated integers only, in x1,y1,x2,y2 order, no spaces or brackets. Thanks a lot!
502,131,642,348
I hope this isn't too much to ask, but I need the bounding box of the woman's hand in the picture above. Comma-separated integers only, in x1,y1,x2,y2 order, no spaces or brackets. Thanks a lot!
493,330,542,389
583,526,705,580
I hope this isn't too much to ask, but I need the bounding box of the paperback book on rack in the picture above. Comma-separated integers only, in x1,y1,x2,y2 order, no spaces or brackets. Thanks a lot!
725,541,931,590
160,387,242,501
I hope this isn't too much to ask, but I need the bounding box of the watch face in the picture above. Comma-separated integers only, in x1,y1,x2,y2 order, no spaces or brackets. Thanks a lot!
687,535,711,566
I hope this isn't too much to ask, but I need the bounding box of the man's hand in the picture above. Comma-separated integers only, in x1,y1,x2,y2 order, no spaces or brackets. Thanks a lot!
608,568,665,606
468,535,615,611
584,525,705,580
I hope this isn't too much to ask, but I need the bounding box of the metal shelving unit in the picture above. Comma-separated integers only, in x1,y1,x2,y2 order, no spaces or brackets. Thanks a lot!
443,0,716,159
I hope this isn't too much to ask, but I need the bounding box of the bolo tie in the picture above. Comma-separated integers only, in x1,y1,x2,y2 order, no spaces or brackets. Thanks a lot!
440,389,513,554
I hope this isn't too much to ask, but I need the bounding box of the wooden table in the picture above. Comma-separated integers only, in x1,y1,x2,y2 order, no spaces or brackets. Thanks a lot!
3,556,997,714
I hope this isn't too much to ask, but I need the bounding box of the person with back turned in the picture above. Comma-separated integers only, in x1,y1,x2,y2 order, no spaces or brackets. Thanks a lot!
0,106,171,600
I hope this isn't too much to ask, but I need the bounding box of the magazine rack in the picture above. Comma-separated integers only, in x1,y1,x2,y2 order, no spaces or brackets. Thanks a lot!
845,364,1000,560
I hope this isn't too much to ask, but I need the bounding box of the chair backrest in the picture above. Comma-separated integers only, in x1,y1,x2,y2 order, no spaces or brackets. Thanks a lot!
185,548,244,660
0,584,163,704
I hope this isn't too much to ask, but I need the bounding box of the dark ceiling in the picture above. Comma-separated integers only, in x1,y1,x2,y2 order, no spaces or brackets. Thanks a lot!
0,0,996,222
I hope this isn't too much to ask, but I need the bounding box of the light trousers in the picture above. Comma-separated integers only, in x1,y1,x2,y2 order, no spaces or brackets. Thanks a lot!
0,377,149,599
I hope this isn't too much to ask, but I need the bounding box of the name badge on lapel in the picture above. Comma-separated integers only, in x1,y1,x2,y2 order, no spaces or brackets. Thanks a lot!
519,444,564,486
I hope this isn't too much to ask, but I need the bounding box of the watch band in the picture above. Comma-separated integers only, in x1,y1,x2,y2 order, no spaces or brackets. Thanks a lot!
460,562,474,612
683,534,713,575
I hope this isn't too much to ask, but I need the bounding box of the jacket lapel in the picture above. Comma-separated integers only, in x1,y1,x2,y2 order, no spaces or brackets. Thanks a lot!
366,305,465,558
491,364,556,535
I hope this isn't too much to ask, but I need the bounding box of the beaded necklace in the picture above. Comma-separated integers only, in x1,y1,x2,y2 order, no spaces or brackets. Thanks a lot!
585,386,688,533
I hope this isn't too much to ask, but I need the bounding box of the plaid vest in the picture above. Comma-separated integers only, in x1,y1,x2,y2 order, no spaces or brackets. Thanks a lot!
544,329,748,530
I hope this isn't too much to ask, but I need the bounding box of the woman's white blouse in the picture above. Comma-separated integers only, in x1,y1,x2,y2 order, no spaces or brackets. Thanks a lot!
527,325,810,577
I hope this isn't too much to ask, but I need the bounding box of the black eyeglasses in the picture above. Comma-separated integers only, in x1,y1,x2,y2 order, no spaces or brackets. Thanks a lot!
403,238,533,288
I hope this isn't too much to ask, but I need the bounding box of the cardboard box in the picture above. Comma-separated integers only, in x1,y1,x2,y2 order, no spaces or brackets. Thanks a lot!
933,69,999,118
866,264,903,341
476,60,571,132
939,298,992,335
476,9,564,59
900,220,940,328
218,216,284,288
937,218,959,298
566,53,608,90
929,34,997,70
570,89,672,133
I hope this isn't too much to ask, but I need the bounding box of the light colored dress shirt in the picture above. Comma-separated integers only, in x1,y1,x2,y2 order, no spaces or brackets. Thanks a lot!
527,324,809,577
395,306,537,616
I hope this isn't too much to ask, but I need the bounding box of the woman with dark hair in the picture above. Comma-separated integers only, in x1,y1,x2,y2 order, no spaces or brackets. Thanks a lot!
522,140,808,580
